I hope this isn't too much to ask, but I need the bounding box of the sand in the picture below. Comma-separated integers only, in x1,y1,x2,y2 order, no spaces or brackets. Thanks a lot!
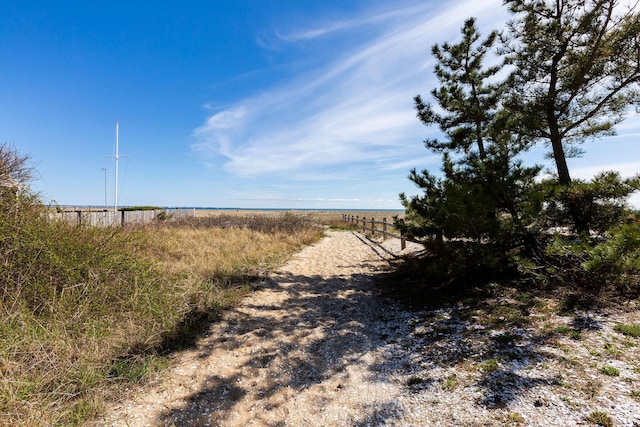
101,230,640,427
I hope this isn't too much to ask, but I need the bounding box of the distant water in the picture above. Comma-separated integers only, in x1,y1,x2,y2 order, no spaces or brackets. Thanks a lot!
62,206,405,213
182,207,405,212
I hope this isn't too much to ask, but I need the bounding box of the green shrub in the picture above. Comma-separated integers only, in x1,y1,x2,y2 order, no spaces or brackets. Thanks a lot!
583,223,640,292
0,197,166,425
0,192,323,425
615,323,640,338
539,223,640,293
539,172,640,235
600,366,620,377
585,410,613,427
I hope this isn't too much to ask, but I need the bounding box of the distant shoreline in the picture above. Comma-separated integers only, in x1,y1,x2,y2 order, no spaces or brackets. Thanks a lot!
189,207,405,212
57,206,405,213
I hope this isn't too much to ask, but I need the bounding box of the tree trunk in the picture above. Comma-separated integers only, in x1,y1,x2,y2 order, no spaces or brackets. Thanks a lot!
550,134,589,233
550,135,571,186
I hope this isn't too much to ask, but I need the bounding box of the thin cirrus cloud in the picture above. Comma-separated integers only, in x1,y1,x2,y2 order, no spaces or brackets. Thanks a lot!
191,0,507,183
271,2,435,43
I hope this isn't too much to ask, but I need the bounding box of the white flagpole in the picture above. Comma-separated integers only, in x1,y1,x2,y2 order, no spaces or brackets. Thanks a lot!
105,121,128,218
114,121,119,214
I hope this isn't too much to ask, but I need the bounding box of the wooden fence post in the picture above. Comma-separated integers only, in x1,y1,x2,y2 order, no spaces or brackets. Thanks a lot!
382,217,387,234
362,217,366,233
371,217,375,235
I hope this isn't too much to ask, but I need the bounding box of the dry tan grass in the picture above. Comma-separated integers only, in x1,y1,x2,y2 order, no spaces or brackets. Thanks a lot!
194,209,404,222
1,214,323,427
191,210,405,239
146,225,322,282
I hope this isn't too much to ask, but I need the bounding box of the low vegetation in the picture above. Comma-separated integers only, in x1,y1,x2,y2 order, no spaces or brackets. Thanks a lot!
585,411,614,427
379,258,640,425
615,323,640,338
0,152,323,426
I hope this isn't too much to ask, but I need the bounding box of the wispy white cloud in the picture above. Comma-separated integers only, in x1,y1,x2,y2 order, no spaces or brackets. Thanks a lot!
191,0,508,206
273,3,428,43
191,0,640,208
275,21,356,42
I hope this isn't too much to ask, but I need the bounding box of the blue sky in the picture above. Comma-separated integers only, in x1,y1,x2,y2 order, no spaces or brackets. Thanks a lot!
1,0,639,209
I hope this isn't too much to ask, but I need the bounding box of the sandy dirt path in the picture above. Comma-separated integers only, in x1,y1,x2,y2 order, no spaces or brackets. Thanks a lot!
103,230,640,427
104,230,422,426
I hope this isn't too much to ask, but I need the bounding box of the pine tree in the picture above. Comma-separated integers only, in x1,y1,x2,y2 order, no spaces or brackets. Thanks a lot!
414,18,500,162
400,19,541,247
502,0,640,232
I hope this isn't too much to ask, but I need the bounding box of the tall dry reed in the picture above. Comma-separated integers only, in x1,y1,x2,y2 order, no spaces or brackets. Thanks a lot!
0,204,323,426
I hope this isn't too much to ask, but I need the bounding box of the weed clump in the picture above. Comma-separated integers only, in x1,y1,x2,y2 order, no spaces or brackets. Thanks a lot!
0,147,324,426
600,366,620,377
585,410,614,427
615,323,640,338
0,194,168,425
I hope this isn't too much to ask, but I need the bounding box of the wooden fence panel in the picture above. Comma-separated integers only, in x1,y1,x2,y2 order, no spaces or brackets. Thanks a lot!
90,211,120,227
50,208,195,227
123,210,157,224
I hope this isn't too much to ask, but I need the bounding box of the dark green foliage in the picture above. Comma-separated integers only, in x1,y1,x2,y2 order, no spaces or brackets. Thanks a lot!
538,172,640,234
528,222,640,294
503,0,640,232
522,172,640,295
415,18,501,160
399,1,640,295
582,223,640,292
424,239,518,285
400,151,542,246
399,17,542,267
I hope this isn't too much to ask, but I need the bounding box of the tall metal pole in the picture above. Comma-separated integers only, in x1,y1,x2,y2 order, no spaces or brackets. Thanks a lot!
114,122,119,214
101,167,107,209
105,121,128,217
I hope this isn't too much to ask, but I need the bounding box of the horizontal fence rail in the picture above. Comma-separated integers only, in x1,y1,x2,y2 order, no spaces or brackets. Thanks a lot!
50,208,196,227
342,214,414,250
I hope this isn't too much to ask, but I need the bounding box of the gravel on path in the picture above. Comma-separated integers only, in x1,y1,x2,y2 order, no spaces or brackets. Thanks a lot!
102,230,640,427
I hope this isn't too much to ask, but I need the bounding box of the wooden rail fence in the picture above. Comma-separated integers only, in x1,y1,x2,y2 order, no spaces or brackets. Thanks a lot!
342,214,409,249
